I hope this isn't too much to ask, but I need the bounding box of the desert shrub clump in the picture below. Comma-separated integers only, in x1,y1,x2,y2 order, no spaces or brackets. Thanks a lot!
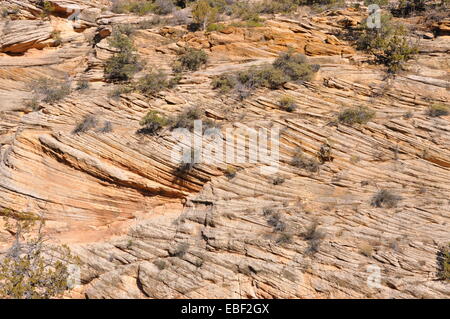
169,106,204,131
139,110,169,135
356,14,418,73
370,189,401,208
337,106,375,125
427,103,449,117
0,209,80,299
302,220,325,255
173,48,209,72
437,243,450,281
28,77,71,106
135,70,170,95
211,50,319,99
104,28,143,82
278,95,297,112
291,149,320,173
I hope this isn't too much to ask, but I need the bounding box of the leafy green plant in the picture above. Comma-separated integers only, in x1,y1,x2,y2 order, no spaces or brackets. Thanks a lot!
211,50,319,99
104,28,143,82
356,14,418,73
173,48,208,72
139,110,169,135
338,106,375,125
136,70,169,95
0,209,80,299
191,0,218,30
169,106,204,131
278,95,297,112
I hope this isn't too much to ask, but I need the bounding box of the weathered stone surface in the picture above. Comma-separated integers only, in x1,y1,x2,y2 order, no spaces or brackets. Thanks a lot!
0,5,449,299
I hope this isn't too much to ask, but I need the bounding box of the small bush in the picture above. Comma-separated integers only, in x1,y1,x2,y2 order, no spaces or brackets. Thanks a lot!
211,73,237,94
291,150,320,173
206,23,226,32
174,48,208,72
370,189,401,208
356,14,418,73
73,115,98,134
302,220,325,255
139,110,169,135
28,77,71,104
427,104,449,117
211,50,319,99
104,28,143,82
273,50,319,82
276,232,293,244
267,213,287,232
112,0,155,15
338,106,375,125
272,176,285,185
170,242,189,258
191,0,218,30
154,0,175,15
224,165,237,179
136,71,169,95
437,244,450,281
169,106,204,131
76,80,90,91
278,95,297,112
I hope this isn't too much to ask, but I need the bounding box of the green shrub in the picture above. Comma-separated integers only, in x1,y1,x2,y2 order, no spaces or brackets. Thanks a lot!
273,50,319,82
211,50,319,98
364,0,389,7
104,28,143,82
139,110,169,135
278,95,297,112
224,165,237,179
337,106,375,125
0,209,80,299
111,0,156,15
136,71,169,95
191,0,218,30
370,189,401,208
211,73,237,94
206,23,226,32
356,14,418,73
427,103,449,117
174,48,208,72
169,106,204,131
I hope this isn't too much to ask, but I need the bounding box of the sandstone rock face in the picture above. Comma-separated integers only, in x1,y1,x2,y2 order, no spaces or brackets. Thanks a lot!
0,4,449,299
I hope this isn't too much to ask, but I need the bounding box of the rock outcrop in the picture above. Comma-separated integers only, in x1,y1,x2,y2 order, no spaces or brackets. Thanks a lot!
0,3,449,299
